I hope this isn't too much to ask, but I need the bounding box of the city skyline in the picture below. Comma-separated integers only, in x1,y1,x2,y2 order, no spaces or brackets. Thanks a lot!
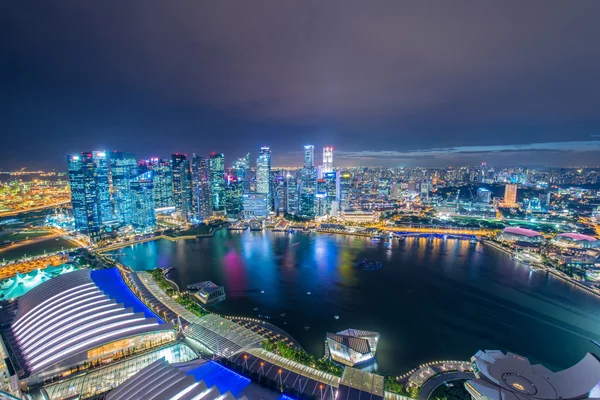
3,1,600,169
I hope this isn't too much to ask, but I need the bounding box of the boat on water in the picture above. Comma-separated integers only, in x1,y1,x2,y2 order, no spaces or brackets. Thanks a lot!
334,315,340,320
260,290,265,294
304,326,310,331
306,291,311,295
253,307,259,311
280,312,286,317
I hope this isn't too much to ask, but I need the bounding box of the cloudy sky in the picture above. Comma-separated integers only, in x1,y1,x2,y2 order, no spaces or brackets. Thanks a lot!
2,0,600,169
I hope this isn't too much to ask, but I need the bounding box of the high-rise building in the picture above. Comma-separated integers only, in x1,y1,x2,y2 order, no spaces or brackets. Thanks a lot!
92,151,113,223
225,175,244,219
323,146,333,174
233,153,250,192
256,147,271,211
477,187,491,203
339,171,352,211
131,171,156,231
209,153,226,214
316,178,327,217
68,153,100,241
300,145,316,218
191,154,212,221
303,145,314,168
242,193,268,219
324,172,339,215
109,152,137,225
286,174,299,215
274,174,286,215
504,184,518,206
478,162,487,183
171,154,192,220
148,158,174,209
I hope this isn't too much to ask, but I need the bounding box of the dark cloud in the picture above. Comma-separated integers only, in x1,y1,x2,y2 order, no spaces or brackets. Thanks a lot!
1,1,600,169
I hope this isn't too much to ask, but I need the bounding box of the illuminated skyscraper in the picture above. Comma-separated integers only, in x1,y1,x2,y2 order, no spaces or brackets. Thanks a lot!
256,147,272,211
286,174,299,215
504,183,518,206
209,153,226,214
92,151,113,223
225,175,244,219
67,151,110,242
339,171,352,211
324,172,339,215
242,193,268,219
171,154,192,220
109,152,137,224
191,154,212,221
148,158,174,209
233,153,250,192
131,171,156,231
304,145,314,168
316,178,327,217
274,174,286,215
323,146,333,174
300,145,317,218
477,187,491,203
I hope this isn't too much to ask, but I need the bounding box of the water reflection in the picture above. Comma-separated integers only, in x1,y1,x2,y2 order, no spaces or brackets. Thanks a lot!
113,230,600,375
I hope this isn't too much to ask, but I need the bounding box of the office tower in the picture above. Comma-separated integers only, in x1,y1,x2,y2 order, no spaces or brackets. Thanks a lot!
300,145,317,218
378,178,390,197
209,153,226,214
339,171,352,211
407,180,417,192
303,145,314,168
478,162,487,184
109,152,137,224
242,193,268,219
148,158,174,209
225,175,243,219
131,171,156,231
286,174,299,215
504,183,517,206
477,187,491,203
191,154,212,221
171,154,192,220
274,174,286,215
315,179,327,217
420,182,430,199
92,151,113,223
256,147,272,211
233,153,250,192
68,153,100,241
323,172,339,215
323,146,333,174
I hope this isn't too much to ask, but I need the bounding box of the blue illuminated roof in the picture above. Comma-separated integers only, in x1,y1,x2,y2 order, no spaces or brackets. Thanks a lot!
185,361,250,396
90,268,164,323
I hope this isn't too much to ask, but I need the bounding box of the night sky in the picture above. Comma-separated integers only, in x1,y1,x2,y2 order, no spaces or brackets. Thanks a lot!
2,1,600,170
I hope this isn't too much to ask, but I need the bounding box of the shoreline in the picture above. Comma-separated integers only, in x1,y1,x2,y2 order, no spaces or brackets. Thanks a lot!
482,239,600,299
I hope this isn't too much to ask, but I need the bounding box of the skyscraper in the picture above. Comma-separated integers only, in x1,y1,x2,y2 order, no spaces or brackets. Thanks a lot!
131,171,156,231
286,173,299,215
300,145,316,218
92,151,113,223
323,146,333,174
504,183,518,206
171,154,192,220
110,152,137,225
67,152,102,242
274,174,286,215
191,154,212,221
148,158,174,209
316,178,327,217
303,145,314,168
339,171,352,212
209,153,226,214
323,172,339,215
256,147,272,211
225,175,244,219
233,153,250,192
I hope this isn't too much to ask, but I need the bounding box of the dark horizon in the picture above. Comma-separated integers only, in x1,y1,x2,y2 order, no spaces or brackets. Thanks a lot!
3,1,600,170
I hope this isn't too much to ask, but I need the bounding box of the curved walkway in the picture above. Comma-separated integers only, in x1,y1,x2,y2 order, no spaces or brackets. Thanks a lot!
418,372,474,400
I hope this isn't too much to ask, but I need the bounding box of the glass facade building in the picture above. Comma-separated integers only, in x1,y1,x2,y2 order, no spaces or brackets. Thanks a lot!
171,154,192,221
209,153,225,214
67,152,101,241
109,152,137,225
242,193,268,219
191,154,213,221
93,151,113,224
131,171,156,231
225,176,244,219
256,147,271,212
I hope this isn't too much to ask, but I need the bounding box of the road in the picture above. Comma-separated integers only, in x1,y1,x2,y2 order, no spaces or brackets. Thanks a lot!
418,372,475,400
